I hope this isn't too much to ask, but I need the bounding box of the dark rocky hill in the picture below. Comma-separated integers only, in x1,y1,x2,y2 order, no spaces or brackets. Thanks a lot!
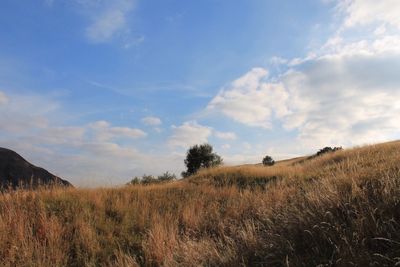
0,147,72,188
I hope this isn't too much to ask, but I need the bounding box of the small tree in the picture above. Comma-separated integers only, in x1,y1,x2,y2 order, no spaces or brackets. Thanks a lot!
262,155,275,166
141,175,157,185
182,143,222,177
127,177,140,185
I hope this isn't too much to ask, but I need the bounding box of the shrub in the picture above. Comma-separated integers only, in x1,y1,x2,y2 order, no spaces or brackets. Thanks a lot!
127,177,141,185
315,146,342,157
262,155,275,166
128,172,177,185
157,172,176,182
140,175,157,185
182,144,222,177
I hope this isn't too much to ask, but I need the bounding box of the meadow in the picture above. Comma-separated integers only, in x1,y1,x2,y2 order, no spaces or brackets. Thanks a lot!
1,141,400,266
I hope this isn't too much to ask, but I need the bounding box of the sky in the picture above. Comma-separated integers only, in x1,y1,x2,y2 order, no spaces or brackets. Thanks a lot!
1,0,400,186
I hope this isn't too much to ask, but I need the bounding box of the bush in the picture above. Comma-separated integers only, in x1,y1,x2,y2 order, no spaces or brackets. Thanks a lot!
128,177,140,185
182,144,222,177
262,155,275,166
141,175,158,185
128,172,177,185
157,172,176,182
315,146,342,157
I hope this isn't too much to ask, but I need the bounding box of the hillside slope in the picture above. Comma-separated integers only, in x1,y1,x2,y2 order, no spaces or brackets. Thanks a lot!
0,141,399,266
0,147,72,188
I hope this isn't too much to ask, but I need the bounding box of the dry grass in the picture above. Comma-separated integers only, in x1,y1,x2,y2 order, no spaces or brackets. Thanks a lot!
1,141,400,266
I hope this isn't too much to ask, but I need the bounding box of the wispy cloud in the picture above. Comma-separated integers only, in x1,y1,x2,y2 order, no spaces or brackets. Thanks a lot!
207,68,289,128
141,116,162,126
85,0,135,43
214,131,237,140
86,10,127,42
85,79,209,98
46,0,137,44
89,120,147,141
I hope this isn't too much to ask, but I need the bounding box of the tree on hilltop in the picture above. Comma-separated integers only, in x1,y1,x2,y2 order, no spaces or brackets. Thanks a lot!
262,155,275,166
182,144,222,177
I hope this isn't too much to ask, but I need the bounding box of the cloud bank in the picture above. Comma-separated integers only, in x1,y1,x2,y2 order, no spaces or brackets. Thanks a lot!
0,91,184,186
206,0,400,150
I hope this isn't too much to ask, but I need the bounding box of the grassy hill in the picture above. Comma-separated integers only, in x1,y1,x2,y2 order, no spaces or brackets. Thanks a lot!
1,141,400,266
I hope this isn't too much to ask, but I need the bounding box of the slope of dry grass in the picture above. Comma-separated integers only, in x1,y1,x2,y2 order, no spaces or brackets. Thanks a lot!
1,141,400,266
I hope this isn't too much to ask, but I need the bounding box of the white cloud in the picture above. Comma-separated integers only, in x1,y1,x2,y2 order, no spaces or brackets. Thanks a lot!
339,0,400,29
141,116,162,126
214,131,237,140
281,0,400,148
226,53,400,150
168,121,212,149
207,68,289,128
89,120,146,141
282,56,400,147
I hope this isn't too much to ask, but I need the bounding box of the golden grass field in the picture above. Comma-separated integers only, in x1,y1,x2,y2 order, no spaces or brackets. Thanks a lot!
1,141,400,266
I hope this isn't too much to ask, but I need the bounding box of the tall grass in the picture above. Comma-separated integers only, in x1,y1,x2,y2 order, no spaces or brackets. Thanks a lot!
1,141,400,266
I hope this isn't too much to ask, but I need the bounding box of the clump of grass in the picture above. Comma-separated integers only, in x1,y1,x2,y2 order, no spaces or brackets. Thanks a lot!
0,141,400,266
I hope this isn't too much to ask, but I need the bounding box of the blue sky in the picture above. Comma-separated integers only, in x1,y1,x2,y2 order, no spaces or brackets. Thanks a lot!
1,0,400,186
